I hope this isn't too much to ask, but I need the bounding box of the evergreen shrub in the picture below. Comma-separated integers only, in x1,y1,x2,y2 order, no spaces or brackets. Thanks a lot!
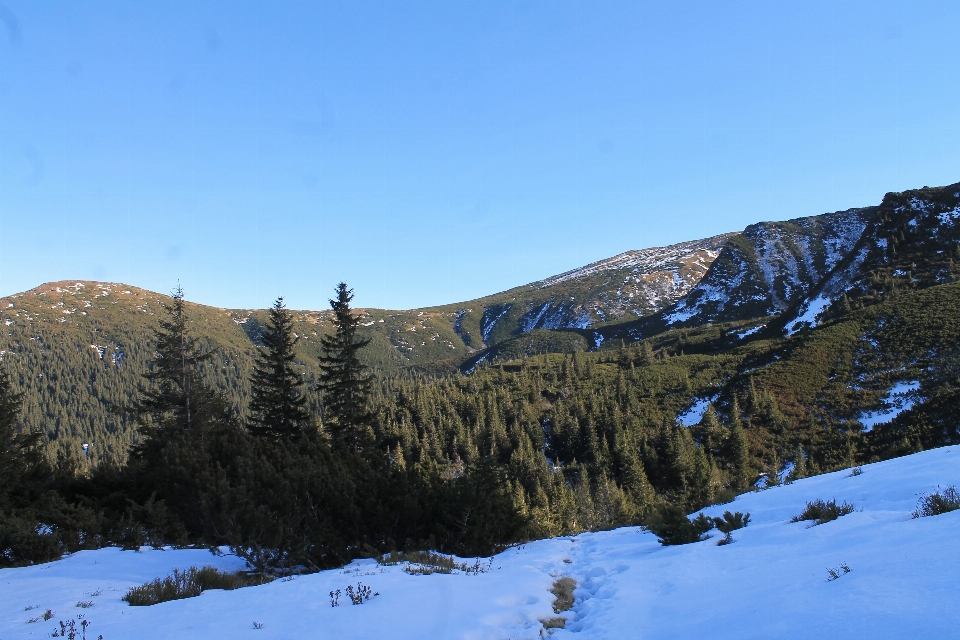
713,510,750,545
378,550,492,575
912,486,960,518
646,505,713,545
122,566,264,606
790,499,855,526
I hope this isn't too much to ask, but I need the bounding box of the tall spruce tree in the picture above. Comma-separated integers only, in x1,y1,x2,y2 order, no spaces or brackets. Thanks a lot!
318,283,373,450
129,286,245,538
133,286,214,432
726,398,752,491
0,368,47,509
248,297,310,440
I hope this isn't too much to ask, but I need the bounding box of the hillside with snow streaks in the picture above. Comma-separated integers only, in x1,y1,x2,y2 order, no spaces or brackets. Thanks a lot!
661,207,872,328
786,184,960,334
447,234,735,348
528,234,736,325
2,445,958,639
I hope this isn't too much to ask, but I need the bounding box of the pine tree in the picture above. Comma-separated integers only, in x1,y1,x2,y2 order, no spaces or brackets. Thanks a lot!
133,286,215,432
764,449,782,488
128,287,241,535
788,443,807,482
727,398,751,492
0,368,47,509
318,283,373,451
639,341,654,367
617,341,630,369
248,297,311,440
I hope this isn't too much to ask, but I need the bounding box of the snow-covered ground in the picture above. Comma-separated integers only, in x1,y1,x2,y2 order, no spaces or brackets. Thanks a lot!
3,445,959,639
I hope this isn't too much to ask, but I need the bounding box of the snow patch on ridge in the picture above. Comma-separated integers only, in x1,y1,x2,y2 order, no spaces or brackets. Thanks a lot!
858,380,921,431
785,295,832,336
678,394,719,426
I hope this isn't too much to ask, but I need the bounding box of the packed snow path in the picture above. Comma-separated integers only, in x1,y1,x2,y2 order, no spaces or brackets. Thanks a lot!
3,445,959,639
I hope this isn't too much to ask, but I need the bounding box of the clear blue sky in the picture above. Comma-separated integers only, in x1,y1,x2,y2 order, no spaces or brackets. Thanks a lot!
1,1,958,310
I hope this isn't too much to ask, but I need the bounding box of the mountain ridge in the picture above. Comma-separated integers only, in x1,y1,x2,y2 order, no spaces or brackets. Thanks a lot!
3,179,958,464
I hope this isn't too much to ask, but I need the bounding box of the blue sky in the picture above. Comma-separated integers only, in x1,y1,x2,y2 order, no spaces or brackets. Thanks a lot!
1,1,958,310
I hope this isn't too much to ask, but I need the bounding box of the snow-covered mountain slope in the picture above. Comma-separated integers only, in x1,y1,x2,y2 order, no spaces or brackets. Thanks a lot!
531,235,736,320
3,445,958,639
658,207,873,328
445,234,735,347
785,182,960,334
593,181,960,345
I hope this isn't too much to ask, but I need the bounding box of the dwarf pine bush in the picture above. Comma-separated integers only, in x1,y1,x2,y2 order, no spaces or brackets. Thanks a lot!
791,499,855,526
646,505,713,545
912,486,960,518
713,511,750,545
122,566,263,606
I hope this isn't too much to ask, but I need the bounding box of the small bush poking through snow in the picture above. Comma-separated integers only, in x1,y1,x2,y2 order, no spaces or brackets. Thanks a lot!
826,563,852,581
550,576,576,613
713,511,750,545
27,609,55,624
912,486,960,518
330,583,378,606
252,621,263,629
122,566,264,606
848,467,863,477
75,601,95,608
790,499,855,526
50,617,102,640
646,505,714,545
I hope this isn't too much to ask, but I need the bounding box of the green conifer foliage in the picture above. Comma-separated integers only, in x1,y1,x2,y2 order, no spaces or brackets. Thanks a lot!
248,297,310,440
128,287,244,536
788,444,807,482
0,368,47,509
726,399,752,491
132,286,215,433
318,283,373,450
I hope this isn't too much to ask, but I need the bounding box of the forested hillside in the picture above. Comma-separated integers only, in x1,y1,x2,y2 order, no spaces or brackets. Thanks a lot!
0,180,958,576
0,235,733,464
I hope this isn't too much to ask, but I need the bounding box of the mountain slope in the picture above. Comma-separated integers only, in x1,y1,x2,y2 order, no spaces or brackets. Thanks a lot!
784,182,960,334
0,234,732,463
439,233,734,348
661,207,872,327
593,181,959,345
3,180,957,462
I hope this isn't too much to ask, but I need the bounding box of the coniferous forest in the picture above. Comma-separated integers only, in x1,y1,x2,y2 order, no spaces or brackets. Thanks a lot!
4,273,960,572
2,183,960,573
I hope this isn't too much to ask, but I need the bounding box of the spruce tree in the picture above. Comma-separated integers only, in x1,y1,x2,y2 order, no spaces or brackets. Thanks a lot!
133,286,214,432
0,368,47,509
128,285,241,535
639,341,654,367
318,283,373,450
727,398,751,491
248,297,310,440
788,443,807,482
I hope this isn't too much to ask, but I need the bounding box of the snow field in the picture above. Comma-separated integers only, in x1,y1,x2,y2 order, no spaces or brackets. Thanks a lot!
2,445,959,639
